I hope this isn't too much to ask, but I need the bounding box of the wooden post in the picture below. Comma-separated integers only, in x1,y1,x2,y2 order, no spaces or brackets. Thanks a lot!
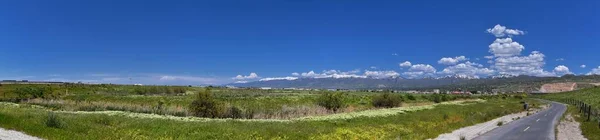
588,105,592,121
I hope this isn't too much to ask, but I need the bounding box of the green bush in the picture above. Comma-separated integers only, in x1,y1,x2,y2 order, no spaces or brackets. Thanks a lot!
316,92,346,112
406,94,416,100
45,112,64,128
224,106,244,119
188,88,224,118
372,93,402,108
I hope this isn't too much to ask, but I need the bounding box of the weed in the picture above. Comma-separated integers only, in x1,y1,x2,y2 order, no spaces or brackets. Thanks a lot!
45,112,64,128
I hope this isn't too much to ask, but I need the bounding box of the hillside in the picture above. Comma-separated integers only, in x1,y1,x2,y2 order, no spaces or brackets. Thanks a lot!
229,74,600,92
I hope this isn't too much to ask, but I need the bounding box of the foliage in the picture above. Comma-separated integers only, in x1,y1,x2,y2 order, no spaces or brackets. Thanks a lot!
316,92,346,112
45,112,64,128
405,94,416,100
0,98,537,139
188,88,224,118
372,93,403,108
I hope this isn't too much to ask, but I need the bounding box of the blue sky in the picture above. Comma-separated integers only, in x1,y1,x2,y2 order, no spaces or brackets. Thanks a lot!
1,0,599,85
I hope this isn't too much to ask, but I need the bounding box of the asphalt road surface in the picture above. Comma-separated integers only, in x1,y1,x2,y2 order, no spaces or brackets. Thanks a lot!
474,101,566,140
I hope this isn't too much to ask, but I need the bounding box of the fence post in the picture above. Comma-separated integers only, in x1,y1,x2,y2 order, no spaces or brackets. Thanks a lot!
588,105,592,121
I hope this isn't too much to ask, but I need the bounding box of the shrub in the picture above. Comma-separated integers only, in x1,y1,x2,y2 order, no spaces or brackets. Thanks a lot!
497,121,503,126
406,94,416,100
372,93,402,108
429,94,442,103
224,106,244,119
188,88,224,118
45,112,64,128
316,92,346,112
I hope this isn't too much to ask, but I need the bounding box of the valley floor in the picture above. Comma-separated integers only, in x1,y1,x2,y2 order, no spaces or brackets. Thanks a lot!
0,98,540,139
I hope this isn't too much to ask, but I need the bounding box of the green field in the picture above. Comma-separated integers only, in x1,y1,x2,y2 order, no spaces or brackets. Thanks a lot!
0,84,538,139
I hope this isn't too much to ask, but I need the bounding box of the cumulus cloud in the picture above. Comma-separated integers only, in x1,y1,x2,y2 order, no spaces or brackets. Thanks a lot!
370,66,377,69
259,77,298,81
489,38,525,57
484,56,495,59
439,61,495,78
399,61,412,67
402,64,437,78
487,24,525,37
438,56,468,65
588,66,600,75
299,70,366,78
364,70,400,79
553,65,572,75
581,65,586,68
492,51,555,76
232,73,260,80
291,72,300,76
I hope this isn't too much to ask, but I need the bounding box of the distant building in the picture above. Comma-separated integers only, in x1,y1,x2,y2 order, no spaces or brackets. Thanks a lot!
539,82,577,93
260,87,272,90
433,89,440,94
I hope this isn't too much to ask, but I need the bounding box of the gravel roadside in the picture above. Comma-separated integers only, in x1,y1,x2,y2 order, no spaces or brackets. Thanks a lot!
556,114,586,140
432,105,548,140
0,127,41,140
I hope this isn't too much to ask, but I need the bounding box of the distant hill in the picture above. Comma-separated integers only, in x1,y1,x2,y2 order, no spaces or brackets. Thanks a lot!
228,74,600,92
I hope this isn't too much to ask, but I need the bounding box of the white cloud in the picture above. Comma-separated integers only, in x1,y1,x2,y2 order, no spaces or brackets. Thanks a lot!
234,81,248,84
392,53,398,56
232,72,260,80
299,70,366,79
553,65,572,75
439,62,495,78
581,65,586,68
487,24,525,37
402,64,437,78
364,70,400,79
259,77,298,81
588,66,600,75
291,72,300,76
399,61,412,67
489,38,525,57
492,51,554,77
438,56,468,65
370,66,377,69
484,56,495,59
555,58,565,61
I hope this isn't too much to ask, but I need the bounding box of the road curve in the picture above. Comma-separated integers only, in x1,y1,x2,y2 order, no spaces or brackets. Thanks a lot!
474,101,566,140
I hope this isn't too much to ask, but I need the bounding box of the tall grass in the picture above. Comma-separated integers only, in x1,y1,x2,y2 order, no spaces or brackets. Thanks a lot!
0,98,533,139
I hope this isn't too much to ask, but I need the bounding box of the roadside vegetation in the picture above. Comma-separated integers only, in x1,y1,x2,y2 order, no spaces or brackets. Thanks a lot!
538,87,600,139
0,84,541,139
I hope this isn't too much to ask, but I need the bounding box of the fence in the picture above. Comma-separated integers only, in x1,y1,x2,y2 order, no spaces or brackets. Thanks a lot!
563,98,600,128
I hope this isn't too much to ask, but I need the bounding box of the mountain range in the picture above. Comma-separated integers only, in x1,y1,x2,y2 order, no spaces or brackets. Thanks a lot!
228,74,600,92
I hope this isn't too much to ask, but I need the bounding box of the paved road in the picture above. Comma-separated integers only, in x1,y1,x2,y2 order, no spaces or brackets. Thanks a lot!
474,101,566,140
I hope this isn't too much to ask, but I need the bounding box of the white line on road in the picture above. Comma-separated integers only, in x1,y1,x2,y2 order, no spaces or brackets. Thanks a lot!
523,126,530,131
536,119,540,122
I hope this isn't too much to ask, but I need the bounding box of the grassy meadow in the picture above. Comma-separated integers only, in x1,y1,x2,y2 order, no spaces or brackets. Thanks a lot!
0,84,538,139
